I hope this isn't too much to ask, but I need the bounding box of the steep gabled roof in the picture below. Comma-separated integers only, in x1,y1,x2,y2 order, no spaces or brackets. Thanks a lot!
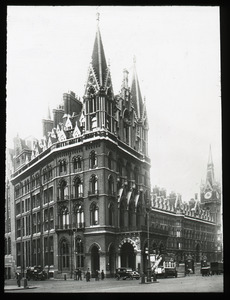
91,14,108,87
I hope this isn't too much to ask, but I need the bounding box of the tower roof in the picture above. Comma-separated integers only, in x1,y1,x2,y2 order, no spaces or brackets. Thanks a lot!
91,13,108,87
130,57,143,119
206,145,215,188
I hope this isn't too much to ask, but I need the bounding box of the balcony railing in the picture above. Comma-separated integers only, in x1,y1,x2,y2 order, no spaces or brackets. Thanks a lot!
55,223,85,231
88,190,99,198
70,193,83,200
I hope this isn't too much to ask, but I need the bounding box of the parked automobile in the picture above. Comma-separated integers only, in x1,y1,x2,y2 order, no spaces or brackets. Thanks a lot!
210,262,223,275
129,270,140,280
155,265,177,278
26,266,47,281
201,266,211,276
115,268,140,280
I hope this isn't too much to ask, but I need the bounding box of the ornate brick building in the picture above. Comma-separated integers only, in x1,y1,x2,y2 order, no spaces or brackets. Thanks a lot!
9,14,221,278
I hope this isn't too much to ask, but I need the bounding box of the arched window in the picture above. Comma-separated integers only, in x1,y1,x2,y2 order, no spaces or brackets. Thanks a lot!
123,109,130,144
120,199,126,228
59,159,67,175
129,200,135,227
58,180,68,200
90,202,99,226
108,202,114,226
73,177,83,198
89,151,97,169
73,156,82,171
89,174,98,195
76,238,84,268
108,175,114,195
136,201,142,228
117,158,123,176
108,152,113,169
75,204,84,228
59,206,69,229
134,167,139,185
60,239,69,269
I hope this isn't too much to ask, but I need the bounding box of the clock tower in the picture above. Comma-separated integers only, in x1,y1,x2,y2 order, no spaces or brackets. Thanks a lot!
200,146,221,225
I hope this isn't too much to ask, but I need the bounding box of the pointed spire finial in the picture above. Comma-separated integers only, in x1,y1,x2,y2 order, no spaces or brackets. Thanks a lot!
96,12,100,26
133,55,136,64
208,144,213,165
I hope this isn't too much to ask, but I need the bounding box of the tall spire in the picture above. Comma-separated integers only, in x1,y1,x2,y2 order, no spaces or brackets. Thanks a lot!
206,145,215,189
130,56,143,119
91,12,108,87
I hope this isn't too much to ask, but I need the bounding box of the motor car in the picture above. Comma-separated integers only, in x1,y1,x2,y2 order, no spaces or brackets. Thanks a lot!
155,265,177,278
129,270,140,280
115,268,140,280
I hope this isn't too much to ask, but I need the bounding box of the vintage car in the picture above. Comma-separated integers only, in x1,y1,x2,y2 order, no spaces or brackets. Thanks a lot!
26,266,47,281
155,265,177,278
210,262,223,275
115,268,140,280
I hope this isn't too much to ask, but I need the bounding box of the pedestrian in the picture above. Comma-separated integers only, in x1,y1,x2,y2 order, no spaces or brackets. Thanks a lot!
86,268,90,282
79,269,82,281
16,272,21,287
76,269,80,281
95,270,99,281
101,270,104,280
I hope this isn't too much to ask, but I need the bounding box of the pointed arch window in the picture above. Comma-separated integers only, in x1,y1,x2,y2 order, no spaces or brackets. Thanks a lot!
117,158,123,176
108,152,113,169
59,159,67,175
128,200,135,227
60,239,69,269
108,175,114,195
90,202,99,226
89,174,98,195
73,156,82,171
89,150,97,169
108,202,114,226
59,206,69,229
120,199,126,228
136,201,142,228
75,204,84,228
73,177,83,199
76,238,84,268
58,180,68,200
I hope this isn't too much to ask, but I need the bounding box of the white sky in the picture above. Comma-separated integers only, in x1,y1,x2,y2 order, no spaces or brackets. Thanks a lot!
6,6,222,202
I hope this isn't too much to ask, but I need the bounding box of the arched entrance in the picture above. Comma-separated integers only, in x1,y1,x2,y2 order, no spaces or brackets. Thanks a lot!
91,245,100,276
120,242,135,269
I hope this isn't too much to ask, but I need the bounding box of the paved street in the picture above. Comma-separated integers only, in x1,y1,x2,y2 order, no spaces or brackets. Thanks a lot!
4,274,223,293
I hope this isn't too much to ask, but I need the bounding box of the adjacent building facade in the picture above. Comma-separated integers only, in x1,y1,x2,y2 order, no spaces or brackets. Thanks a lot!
8,14,222,278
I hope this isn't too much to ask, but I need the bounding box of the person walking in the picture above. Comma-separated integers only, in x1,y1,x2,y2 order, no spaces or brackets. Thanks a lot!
101,270,105,280
86,268,90,282
79,269,82,281
95,270,99,281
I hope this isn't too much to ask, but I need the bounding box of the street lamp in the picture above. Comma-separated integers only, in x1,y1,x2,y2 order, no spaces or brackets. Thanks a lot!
146,207,151,282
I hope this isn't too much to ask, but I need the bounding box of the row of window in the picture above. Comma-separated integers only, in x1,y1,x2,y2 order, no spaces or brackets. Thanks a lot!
16,188,54,215
16,236,54,268
15,151,149,198
16,208,54,238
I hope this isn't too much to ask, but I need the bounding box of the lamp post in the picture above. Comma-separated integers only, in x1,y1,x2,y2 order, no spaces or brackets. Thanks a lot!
146,207,151,282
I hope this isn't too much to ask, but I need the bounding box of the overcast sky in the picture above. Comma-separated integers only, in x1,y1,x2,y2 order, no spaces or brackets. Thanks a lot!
6,6,222,201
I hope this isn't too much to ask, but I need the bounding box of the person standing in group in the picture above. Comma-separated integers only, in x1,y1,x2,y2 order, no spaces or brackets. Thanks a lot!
86,268,90,282
101,270,104,280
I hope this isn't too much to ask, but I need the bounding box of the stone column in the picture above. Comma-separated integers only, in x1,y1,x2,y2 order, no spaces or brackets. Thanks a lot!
136,250,142,273
100,251,106,276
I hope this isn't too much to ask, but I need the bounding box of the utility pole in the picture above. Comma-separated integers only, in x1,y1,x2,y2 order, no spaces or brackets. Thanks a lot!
146,207,151,282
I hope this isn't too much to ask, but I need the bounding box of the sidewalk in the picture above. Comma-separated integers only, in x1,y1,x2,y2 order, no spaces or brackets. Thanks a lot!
4,279,37,291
